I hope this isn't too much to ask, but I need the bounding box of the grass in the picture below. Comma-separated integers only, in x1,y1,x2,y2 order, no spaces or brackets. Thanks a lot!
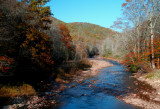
0,84,36,98
145,69,160,79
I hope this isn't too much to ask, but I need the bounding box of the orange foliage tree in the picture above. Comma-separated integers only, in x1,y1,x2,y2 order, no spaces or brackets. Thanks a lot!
0,0,54,75
58,23,73,49
20,0,54,72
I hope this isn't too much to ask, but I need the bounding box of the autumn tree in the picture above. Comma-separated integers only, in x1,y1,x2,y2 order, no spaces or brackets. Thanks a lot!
0,0,54,76
20,0,54,73
0,0,26,74
112,0,160,71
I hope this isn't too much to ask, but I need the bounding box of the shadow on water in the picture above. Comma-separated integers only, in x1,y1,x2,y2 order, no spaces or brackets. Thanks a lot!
54,59,140,109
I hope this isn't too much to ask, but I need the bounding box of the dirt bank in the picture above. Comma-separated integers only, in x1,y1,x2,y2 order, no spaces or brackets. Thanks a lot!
101,57,123,63
72,59,114,83
120,72,160,109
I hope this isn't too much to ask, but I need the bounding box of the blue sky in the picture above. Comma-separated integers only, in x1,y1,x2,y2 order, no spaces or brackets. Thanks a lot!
46,0,125,29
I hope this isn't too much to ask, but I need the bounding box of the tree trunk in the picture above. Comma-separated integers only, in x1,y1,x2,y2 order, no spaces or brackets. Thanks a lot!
150,21,155,69
158,57,159,69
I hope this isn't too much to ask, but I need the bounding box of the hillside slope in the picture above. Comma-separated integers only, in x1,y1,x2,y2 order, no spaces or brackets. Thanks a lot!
50,17,119,57
50,17,118,40
66,22,118,40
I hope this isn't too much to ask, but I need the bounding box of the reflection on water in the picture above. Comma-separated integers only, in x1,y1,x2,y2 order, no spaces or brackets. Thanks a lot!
55,59,139,109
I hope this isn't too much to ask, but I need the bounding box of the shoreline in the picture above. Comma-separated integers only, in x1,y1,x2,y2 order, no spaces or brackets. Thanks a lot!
100,57,123,63
87,58,160,109
72,58,114,83
1,58,114,109
100,57,160,108
119,72,160,109
6,58,160,109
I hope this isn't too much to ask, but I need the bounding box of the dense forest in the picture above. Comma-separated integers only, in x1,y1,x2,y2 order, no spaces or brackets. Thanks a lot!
0,0,118,79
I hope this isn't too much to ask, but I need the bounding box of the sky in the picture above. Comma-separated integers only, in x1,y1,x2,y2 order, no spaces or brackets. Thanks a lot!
46,0,125,29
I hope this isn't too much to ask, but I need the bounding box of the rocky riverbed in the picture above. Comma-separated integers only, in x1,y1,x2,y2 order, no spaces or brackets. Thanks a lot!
120,72,160,109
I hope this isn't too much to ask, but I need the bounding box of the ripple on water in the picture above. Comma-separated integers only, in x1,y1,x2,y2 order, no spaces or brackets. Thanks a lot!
55,60,139,109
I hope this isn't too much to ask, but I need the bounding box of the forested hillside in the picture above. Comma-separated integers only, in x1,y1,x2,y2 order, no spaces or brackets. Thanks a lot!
67,22,117,40
67,22,119,57
49,17,119,58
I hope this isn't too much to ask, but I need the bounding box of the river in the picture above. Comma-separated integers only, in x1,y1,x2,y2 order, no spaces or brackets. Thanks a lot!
53,59,140,109
1,59,155,109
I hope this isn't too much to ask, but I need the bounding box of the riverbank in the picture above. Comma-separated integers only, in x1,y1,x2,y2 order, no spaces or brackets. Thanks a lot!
120,70,160,109
101,57,160,108
1,58,113,109
101,57,123,63
72,59,114,83
52,58,140,109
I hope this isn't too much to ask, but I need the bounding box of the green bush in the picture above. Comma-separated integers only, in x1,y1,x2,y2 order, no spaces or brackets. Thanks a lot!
130,64,139,72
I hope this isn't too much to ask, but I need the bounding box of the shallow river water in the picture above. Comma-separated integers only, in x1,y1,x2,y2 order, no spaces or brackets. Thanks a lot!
54,59,140,109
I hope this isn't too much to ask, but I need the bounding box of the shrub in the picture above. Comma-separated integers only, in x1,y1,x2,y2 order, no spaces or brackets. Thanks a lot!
0,84,36,98
129,64,139,72
0,56,14,75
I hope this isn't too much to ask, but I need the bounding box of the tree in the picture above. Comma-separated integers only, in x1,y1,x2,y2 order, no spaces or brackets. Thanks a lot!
19,0,54,73
0,0,54,76
112,0,160,70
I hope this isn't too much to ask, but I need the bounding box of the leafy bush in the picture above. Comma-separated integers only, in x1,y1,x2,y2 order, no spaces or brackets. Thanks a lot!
129,64,139,73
